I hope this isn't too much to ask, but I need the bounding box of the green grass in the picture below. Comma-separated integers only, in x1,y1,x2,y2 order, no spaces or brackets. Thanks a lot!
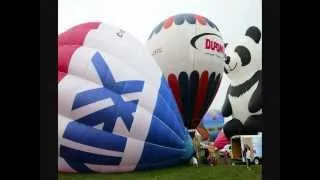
59,163,262,180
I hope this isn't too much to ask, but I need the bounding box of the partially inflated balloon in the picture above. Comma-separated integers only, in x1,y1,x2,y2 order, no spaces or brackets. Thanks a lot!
58,22,193,173
197,112,224,141
221,26,262,139
146,13,225,133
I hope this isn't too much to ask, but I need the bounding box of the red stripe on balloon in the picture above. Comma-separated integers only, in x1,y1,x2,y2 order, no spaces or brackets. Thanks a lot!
58,22,101,83
58,71,67,82
58,45,79,83
195,15,207,25
58,45,80,74
58,22,101,46
168,74,184,114
163,16,174,29
192,71,209,121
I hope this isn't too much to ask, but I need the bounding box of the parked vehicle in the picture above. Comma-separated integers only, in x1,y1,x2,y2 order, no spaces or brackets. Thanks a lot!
230,132,262,165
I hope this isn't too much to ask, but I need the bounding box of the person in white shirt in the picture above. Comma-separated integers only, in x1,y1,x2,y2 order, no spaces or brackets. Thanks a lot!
246,146,252,169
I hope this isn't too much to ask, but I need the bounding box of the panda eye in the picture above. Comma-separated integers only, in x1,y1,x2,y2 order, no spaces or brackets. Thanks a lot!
235,46,251,66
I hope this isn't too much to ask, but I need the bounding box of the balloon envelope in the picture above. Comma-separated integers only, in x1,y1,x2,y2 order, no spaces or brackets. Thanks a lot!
146,13,225,131
214,130,230,150
221,26,262,139
198,112,224,141
58,22,193,173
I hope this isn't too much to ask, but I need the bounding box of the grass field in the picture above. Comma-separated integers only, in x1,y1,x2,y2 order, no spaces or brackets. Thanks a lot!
59,163,262,180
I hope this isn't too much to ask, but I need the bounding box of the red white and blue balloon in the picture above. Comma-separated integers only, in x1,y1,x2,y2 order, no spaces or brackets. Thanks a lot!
58,22,194,173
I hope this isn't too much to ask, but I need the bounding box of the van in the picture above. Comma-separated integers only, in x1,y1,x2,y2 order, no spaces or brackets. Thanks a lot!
230,132,262,165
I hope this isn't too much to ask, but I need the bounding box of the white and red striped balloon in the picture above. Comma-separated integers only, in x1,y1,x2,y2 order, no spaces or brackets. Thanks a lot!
146,13,225,132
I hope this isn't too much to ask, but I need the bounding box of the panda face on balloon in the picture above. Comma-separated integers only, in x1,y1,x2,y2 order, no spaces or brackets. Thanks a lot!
221,26,262,139
224,26,261,86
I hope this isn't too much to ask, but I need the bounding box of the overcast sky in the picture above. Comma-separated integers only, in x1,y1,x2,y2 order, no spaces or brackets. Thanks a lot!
58,0,261,111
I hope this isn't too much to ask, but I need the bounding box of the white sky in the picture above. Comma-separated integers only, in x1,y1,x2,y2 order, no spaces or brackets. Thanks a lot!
58,0,261,111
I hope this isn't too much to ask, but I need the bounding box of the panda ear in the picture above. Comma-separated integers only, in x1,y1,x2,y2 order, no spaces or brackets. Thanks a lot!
245,26,261,43
224,43,228,48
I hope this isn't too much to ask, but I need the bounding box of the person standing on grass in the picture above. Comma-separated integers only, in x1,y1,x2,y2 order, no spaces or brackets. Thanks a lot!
246,146,252,169
204,148,210,165
243,145,250,160
207,144,216,166
192,135,200,159
223,150,229,165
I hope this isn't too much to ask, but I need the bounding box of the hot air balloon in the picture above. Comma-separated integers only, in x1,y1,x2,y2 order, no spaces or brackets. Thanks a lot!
197,112,224,141
221,26,262,139
58,22,194,173
146,13,225,137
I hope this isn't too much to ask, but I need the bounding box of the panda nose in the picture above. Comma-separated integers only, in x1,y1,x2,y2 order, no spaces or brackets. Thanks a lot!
225,56,230,64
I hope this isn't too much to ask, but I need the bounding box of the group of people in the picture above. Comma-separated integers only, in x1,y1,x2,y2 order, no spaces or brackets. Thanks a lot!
190,136,230,167
204,145,220,166
190,136,254,170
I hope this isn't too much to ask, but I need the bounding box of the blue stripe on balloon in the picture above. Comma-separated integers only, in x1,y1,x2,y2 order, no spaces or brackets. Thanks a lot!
72,52,143,111
179,72,191,127
76,102,117,128
60,145,122,165
158,76,185,130
145,114,184,149
72,52,144,131
208,18,219,31
190,71,199,127
180,132,195,160
185,14,196,24
136,157,182,171
154,21,164,34
185,74,193,127
71,88,109,110
72,86,139,131
91,52,144,94
136,141,185,165
137,128,194,170
153,77,185,139
92,52,114,87
92,53,144,94
148,14,219,40
116,81,144,94
206,18,217,30
136,77,194,170
200,73,219,118
147,31,154,40
63,121,127,152
76,104,117,132
63,158,94,173
174,14,186,25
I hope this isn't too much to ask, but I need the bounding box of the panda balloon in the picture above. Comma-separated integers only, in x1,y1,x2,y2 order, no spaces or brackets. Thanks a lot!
222,26,262,139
